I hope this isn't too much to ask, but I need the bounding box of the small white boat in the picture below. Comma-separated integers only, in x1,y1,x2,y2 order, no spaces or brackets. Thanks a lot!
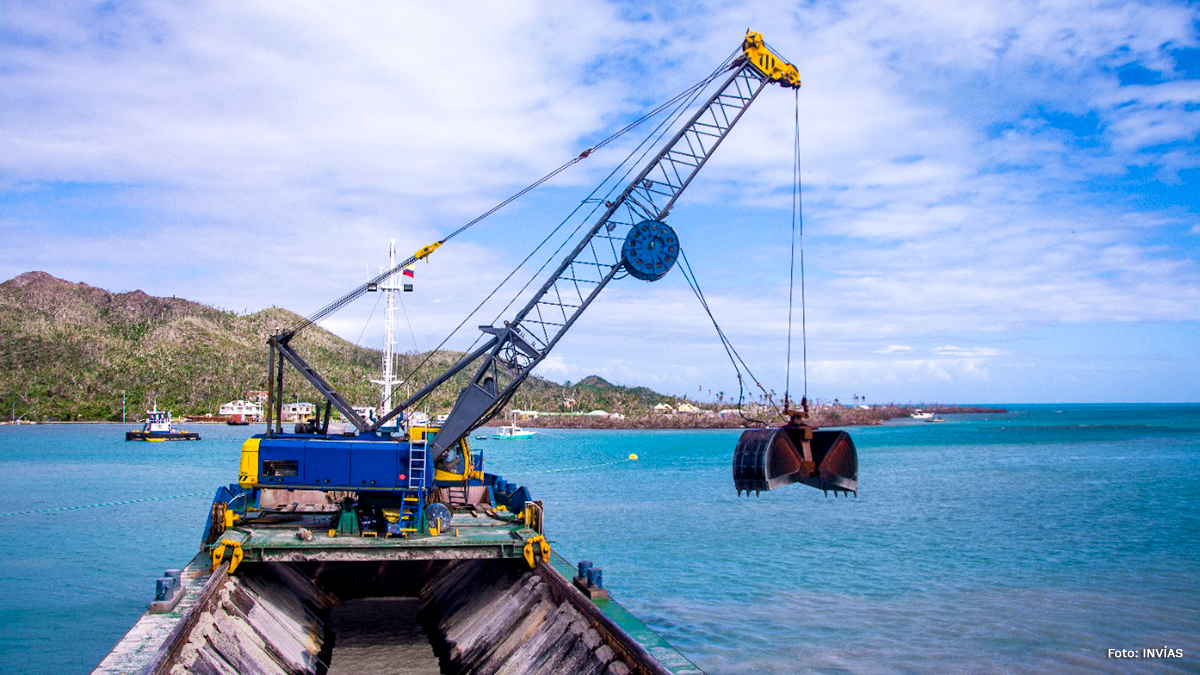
493,424,537,440
126,408,200,441
910,409,934,420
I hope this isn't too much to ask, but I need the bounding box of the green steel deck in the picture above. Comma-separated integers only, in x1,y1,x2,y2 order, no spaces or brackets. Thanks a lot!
213,506,540,563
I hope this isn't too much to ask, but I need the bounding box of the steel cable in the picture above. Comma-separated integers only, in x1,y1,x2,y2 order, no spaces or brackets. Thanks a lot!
287,54,740,339
0,491,208,517
677,248,779,425
390,54,741,408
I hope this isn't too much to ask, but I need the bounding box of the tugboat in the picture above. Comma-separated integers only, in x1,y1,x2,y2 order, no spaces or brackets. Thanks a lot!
125,408,201,441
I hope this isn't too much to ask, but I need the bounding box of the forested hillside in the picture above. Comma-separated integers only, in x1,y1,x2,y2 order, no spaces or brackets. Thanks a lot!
0,272,685,422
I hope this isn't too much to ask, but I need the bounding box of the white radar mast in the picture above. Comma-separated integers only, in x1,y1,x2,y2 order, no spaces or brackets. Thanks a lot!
371,239,404,418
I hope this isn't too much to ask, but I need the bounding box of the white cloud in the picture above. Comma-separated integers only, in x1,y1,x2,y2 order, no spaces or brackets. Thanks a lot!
535,355,573,379
1,0,1198,403
932,346,1005,358
811,356,994,388
1098,81,1200,154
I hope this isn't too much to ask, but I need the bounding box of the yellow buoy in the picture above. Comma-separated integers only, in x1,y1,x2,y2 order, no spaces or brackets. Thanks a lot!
628,453,638,461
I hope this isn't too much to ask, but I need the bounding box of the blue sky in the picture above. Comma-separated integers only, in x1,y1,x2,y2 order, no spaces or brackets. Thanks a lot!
2,1,1198,404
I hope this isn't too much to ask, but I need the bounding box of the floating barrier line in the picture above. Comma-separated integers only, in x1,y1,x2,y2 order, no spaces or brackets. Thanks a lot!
0,491,208,517
2,458,637,515
525,458,635,475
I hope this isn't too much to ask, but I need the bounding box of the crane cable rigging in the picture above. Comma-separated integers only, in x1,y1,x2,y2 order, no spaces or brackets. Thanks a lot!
787,86,808,412
676,250,775,424
679,87,807,424
389,50,743,406
727,76,858,498
283,51,741,342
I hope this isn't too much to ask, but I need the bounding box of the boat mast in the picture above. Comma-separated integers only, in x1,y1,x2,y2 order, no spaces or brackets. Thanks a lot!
371,239,404,417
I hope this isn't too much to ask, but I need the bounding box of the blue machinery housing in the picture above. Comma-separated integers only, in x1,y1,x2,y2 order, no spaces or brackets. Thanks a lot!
254,434,427,490
207,428,533,540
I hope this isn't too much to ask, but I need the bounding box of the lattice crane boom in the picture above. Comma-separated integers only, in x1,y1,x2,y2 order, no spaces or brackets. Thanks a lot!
400,33,802,462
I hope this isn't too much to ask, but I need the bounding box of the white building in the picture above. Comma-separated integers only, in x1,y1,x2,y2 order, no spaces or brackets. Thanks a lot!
351,406,378,424
219,400,264,421
281,402,316,421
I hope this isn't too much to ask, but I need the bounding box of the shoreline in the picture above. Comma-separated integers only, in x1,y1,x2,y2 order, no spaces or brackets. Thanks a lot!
489,405,1008,430
9,405,1008,429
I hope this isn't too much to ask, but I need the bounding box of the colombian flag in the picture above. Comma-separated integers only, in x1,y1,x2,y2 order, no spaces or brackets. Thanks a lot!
402,264,415,278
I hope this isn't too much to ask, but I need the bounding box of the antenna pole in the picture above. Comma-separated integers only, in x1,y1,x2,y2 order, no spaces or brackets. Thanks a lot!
371,239,404,417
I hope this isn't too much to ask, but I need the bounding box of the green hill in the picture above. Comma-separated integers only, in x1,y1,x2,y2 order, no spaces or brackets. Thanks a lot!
564,375,675,411
0,272,686,422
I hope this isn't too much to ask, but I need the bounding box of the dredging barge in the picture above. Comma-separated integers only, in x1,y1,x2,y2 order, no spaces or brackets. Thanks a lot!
97,31,856,674
95,421,701,674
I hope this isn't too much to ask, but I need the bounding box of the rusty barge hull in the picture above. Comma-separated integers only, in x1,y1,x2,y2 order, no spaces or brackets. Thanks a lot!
95,529,701,674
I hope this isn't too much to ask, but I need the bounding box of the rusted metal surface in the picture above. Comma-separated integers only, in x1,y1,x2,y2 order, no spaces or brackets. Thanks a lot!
98,543,702,674
255,545,516,563
95,560,335,675
537,557,692,675
211,506,535,565
142,561,231,675
93,553,220,675
420,558,698,674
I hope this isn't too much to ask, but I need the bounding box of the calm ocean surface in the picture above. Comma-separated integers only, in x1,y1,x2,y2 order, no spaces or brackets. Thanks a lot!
1,404,1197,674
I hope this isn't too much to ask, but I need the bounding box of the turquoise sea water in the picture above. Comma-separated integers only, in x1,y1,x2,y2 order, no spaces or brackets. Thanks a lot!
1,405,1197,674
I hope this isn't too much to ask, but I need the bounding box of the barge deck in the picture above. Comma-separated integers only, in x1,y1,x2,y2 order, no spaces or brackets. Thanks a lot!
95,503,702,675
215,507,538,564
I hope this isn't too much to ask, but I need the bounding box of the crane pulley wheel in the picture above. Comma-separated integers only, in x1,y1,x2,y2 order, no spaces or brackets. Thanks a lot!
425,503,452,535
622,220,679,281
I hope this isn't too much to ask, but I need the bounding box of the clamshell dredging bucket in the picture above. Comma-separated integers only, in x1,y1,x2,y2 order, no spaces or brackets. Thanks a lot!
732,426,857,496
